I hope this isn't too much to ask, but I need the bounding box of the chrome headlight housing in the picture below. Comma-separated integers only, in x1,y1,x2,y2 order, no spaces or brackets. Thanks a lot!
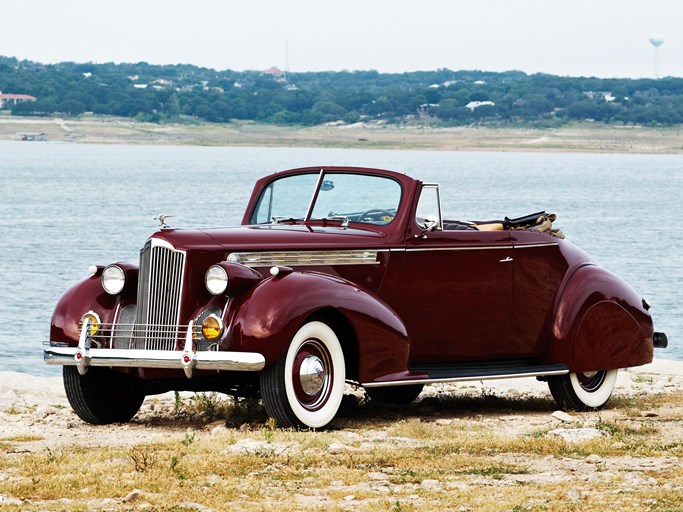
79,310,101,336
102,265,125,295
205,265,228,295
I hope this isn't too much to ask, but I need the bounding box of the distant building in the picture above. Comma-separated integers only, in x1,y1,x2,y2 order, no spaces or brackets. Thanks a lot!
263,66,284,77
465,101,495,111
0,92,37,109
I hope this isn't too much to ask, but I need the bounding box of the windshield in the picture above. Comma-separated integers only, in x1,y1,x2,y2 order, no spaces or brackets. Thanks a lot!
251,171,402,226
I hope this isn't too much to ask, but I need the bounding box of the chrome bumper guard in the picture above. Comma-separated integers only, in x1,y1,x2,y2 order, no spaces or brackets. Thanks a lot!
44,319,265,379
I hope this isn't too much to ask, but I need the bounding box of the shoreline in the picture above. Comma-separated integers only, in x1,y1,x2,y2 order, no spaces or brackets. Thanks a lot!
1,115,683,153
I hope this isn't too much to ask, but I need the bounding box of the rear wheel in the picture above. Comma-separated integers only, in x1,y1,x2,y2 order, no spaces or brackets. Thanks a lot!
366,384,424,405
63,366,145,424
548,369,618,411
260,321,345,429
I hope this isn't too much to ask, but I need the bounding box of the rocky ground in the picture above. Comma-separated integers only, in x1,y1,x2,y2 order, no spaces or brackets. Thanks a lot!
1,359,682,511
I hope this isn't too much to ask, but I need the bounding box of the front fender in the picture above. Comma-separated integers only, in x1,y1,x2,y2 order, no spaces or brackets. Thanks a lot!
228,271,410,383
50,274,118,345
545,264,654,372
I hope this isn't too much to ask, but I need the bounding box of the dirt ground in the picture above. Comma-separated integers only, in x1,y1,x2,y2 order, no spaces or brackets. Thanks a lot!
1,360,682,510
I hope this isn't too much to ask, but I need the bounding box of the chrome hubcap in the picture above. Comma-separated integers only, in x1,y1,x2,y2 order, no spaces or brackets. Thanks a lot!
299,355,326,396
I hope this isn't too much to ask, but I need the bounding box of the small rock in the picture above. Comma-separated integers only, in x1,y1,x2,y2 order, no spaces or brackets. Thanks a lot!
552,410,574,423
211,424,229,435
612,441,627,449
0,496,23,505
640,411,658,418
122,489,143,503
368,471,390,481
566,489,581,501
343,495,356,501
585,454,603,464
179,502,210,511
435,419,453,426
548,428,605,442
420,479,441,490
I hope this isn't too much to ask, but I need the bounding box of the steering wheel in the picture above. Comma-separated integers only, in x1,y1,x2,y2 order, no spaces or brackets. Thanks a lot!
358,209,395,224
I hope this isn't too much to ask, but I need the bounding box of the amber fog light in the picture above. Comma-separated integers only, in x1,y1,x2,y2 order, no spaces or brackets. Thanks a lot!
201,314,224,341
79,311,101,336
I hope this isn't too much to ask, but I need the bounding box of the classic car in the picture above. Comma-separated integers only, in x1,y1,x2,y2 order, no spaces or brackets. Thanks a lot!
45,166,668,429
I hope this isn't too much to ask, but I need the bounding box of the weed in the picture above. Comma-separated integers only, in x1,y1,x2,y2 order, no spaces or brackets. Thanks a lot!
173,390,184,410
4,403,20,415
183,432,196,446
129,446,158,472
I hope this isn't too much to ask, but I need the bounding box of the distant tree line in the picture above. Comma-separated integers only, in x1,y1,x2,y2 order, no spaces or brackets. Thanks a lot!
2,55,683,126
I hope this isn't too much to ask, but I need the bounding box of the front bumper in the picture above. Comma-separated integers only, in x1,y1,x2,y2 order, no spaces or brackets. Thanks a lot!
44,319,266,378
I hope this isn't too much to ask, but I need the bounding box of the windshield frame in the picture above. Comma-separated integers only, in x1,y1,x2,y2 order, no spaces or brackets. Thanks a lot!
249,169,405,227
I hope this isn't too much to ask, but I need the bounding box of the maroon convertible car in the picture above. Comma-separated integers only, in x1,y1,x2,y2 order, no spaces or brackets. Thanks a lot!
45,166,667,429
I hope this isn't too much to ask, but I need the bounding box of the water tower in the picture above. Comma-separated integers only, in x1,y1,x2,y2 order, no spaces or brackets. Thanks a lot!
649,33,666,78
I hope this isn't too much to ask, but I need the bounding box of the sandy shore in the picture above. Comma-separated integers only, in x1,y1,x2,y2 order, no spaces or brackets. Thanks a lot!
1,116,683,153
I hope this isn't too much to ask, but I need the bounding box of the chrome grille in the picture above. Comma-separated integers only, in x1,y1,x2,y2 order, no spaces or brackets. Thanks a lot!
134,239,186,350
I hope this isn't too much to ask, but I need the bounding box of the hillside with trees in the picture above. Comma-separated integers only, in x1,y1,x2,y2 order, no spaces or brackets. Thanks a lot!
2,56,683,126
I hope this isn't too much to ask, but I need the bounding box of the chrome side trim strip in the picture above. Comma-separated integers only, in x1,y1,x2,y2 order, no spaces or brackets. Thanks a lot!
362,368,569,388
402,245,511,252
513,243,560,249
228,249,380,267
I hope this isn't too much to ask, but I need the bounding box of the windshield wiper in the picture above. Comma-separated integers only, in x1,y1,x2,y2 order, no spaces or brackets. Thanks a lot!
321,215,350,228
271,216,299,224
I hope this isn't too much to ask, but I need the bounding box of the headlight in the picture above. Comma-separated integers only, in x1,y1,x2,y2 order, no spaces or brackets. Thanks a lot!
102,265,125,295
201,314,224,341
205,265,228,295
79,311,101,336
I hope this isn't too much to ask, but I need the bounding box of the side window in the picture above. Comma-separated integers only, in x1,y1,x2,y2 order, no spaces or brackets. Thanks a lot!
415,184,442,230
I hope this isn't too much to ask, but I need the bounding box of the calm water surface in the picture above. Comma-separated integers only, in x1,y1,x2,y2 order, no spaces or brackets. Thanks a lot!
1,141,680,375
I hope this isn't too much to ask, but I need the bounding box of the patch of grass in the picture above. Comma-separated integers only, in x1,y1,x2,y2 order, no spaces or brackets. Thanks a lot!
0,434,44,442
462,464,530,478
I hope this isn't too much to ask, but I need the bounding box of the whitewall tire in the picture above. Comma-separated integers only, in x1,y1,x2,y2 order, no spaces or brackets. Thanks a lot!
548,369,619,411
260,321,346,429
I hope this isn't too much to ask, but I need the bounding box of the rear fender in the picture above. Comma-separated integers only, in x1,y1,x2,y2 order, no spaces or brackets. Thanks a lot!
228,271,410,383
545,265,654,372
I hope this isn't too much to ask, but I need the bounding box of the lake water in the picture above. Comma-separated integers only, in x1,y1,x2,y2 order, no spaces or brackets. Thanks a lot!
1,141,680,375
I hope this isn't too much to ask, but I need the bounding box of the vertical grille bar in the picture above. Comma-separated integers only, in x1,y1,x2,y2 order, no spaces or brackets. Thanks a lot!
134,239,186,350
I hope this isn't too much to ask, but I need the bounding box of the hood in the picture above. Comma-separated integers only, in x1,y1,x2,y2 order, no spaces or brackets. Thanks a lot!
150,224,391,254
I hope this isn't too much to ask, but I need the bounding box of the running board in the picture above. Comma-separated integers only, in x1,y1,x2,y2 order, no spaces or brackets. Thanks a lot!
363,362,569,388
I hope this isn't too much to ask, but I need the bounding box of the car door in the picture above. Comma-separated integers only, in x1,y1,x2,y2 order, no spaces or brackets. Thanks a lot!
393,185,514,364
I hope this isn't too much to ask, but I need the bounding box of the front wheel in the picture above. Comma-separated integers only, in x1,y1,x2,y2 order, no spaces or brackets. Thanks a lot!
63,366,145,424
260,321,345,429
548,369,618,411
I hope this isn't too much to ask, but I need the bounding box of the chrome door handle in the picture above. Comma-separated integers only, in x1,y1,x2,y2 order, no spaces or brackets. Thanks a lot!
499,256,513,263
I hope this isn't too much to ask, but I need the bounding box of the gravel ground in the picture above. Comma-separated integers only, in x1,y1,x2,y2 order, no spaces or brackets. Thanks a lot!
1,359,682,511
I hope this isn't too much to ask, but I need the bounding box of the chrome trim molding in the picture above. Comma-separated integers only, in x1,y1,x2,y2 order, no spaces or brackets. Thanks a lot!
513,243,560,249
403,245,511,253
227,249,380,267
362,368,569,388
136,238,187,351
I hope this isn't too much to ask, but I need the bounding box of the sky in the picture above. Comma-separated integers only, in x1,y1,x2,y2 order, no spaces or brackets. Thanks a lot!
1,0,681,78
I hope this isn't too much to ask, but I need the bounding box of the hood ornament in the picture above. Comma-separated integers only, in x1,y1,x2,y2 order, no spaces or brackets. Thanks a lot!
154,214,176,229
